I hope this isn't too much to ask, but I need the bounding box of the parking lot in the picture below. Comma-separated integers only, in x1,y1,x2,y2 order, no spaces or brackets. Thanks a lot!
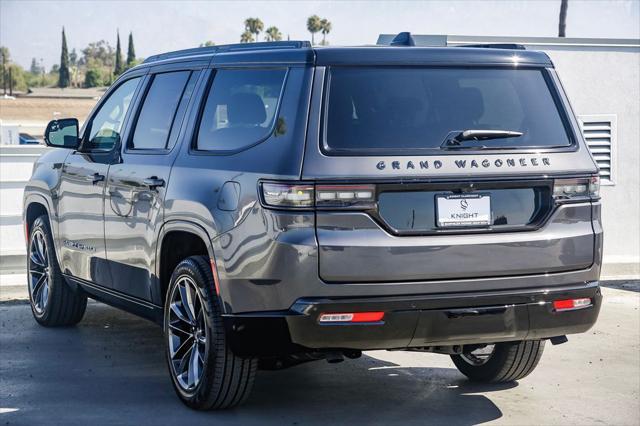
0,282,638,426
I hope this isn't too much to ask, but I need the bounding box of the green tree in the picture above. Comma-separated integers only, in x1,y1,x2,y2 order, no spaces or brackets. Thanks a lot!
240,30,254,43
114,31,124,75
306,15,322,45
126,32,136,67
82,40,115,67
7,63,27,92
265,26,282,42
200,41,216,47
558,0,568,37
1,47,9,94
84,67,104,88
244,18,264,42
320,19,332,45
81,40,114,87
59,27,70,88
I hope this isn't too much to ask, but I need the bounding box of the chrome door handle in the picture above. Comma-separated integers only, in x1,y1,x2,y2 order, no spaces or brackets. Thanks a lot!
143,177,165,190
88,173,105,184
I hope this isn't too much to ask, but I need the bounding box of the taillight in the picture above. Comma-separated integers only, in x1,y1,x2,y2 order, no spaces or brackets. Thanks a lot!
553,298,592,312
553,176,599,201
261,183,314,208
316,184,376,209
260,182,376,210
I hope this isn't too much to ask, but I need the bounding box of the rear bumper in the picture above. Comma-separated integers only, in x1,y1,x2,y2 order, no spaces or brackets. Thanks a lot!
223,281,601,357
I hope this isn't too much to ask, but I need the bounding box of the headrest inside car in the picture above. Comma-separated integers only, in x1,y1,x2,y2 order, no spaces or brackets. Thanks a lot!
227,93,267,126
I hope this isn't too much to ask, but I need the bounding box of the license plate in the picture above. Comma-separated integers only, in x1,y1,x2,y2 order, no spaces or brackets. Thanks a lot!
436,194,491,227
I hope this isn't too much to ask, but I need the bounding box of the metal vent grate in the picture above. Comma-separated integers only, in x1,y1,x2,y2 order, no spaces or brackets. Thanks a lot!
578,115,617,184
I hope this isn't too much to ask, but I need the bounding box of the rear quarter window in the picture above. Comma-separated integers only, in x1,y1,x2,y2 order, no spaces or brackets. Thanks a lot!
323,67,573,155
196,68,287,152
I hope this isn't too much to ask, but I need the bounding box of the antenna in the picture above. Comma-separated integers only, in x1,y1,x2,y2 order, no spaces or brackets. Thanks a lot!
390,32,415,47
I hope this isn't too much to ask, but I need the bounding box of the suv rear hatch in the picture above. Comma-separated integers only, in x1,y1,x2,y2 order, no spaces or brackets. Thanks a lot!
301,50,599,283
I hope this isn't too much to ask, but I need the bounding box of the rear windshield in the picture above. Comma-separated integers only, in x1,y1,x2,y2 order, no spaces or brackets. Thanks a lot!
324,67,573,154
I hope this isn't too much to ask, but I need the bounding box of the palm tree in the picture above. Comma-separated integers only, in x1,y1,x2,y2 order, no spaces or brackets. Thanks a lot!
320,19,332,45
240,30,254,43
558,0,568,37
265,26,283,42
306,15,322,45
244,18,264,42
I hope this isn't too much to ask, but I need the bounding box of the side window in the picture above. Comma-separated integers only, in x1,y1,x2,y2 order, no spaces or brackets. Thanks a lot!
167,72,199,150
196,68,287,152
84,77,140,151
130,71,191,150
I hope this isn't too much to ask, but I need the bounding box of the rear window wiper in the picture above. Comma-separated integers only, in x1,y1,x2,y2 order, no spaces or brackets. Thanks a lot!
442,129,523,149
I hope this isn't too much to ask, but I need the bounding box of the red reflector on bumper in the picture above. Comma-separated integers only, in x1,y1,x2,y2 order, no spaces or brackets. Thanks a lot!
553,298,592,312
319,312,385,323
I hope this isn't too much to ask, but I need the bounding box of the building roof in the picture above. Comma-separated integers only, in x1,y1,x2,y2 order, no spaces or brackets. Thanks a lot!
377,34,640,49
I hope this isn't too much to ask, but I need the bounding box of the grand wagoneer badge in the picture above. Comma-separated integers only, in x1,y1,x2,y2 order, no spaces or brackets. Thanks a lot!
375,157,551,170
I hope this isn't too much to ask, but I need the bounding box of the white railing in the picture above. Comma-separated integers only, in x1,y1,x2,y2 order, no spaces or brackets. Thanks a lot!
0,145,49,273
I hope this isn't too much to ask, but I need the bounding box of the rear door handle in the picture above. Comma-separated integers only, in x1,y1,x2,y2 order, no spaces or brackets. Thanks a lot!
143,177,165,190
88,173,105,184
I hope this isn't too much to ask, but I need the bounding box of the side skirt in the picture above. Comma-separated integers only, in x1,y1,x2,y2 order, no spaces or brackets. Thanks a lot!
64,274,164,325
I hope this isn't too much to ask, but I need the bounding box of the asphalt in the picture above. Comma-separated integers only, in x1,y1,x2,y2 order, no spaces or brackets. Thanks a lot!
0,282,638,426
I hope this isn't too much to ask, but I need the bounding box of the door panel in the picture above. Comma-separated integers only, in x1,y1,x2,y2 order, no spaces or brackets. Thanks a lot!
105,164,167,300
57,153,111,284
57,76,142,285
104,70,199,301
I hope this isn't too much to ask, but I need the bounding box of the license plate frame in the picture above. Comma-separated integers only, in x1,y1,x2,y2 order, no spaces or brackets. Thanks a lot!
435,193,492,228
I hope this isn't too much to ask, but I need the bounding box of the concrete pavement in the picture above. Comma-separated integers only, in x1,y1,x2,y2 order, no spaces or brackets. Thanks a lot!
0,283,638,425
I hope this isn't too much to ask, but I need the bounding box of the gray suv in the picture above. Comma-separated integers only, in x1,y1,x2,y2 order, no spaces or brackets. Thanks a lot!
24,35,602,410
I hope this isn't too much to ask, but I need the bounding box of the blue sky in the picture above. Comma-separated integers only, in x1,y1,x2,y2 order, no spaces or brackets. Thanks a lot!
1,0,639,69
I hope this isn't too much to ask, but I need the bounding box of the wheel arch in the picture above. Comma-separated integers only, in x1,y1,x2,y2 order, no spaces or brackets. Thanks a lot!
155,220,221,309
23,195,64,266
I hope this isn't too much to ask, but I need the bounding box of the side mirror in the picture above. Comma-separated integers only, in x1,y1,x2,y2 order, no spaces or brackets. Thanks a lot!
44,118,80,149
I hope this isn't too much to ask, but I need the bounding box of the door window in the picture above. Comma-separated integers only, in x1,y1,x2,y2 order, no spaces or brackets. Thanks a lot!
131,71,192,150
196,69,287,152
84,77,140,152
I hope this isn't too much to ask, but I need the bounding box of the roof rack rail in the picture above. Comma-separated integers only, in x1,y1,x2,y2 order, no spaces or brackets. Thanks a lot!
218,40,310,52
457,43,527,50
143,40,311,64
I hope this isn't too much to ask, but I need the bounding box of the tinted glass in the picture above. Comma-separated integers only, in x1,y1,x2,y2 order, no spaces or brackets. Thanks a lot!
167,72,199,150
325,68,571,154
197,69,286,152
131,71,191,150
85,77,140,151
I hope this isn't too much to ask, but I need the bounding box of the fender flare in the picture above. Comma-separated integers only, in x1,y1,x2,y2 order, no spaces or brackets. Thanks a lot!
23,193,64,267
154,219,227,307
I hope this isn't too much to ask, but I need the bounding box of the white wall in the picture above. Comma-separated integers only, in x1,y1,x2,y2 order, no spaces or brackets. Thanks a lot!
0,145,48,273
532,45,640,278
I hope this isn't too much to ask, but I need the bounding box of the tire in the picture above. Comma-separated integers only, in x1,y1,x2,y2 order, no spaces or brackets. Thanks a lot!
27,215,87,326
164,255,257,410
451,340,545,383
